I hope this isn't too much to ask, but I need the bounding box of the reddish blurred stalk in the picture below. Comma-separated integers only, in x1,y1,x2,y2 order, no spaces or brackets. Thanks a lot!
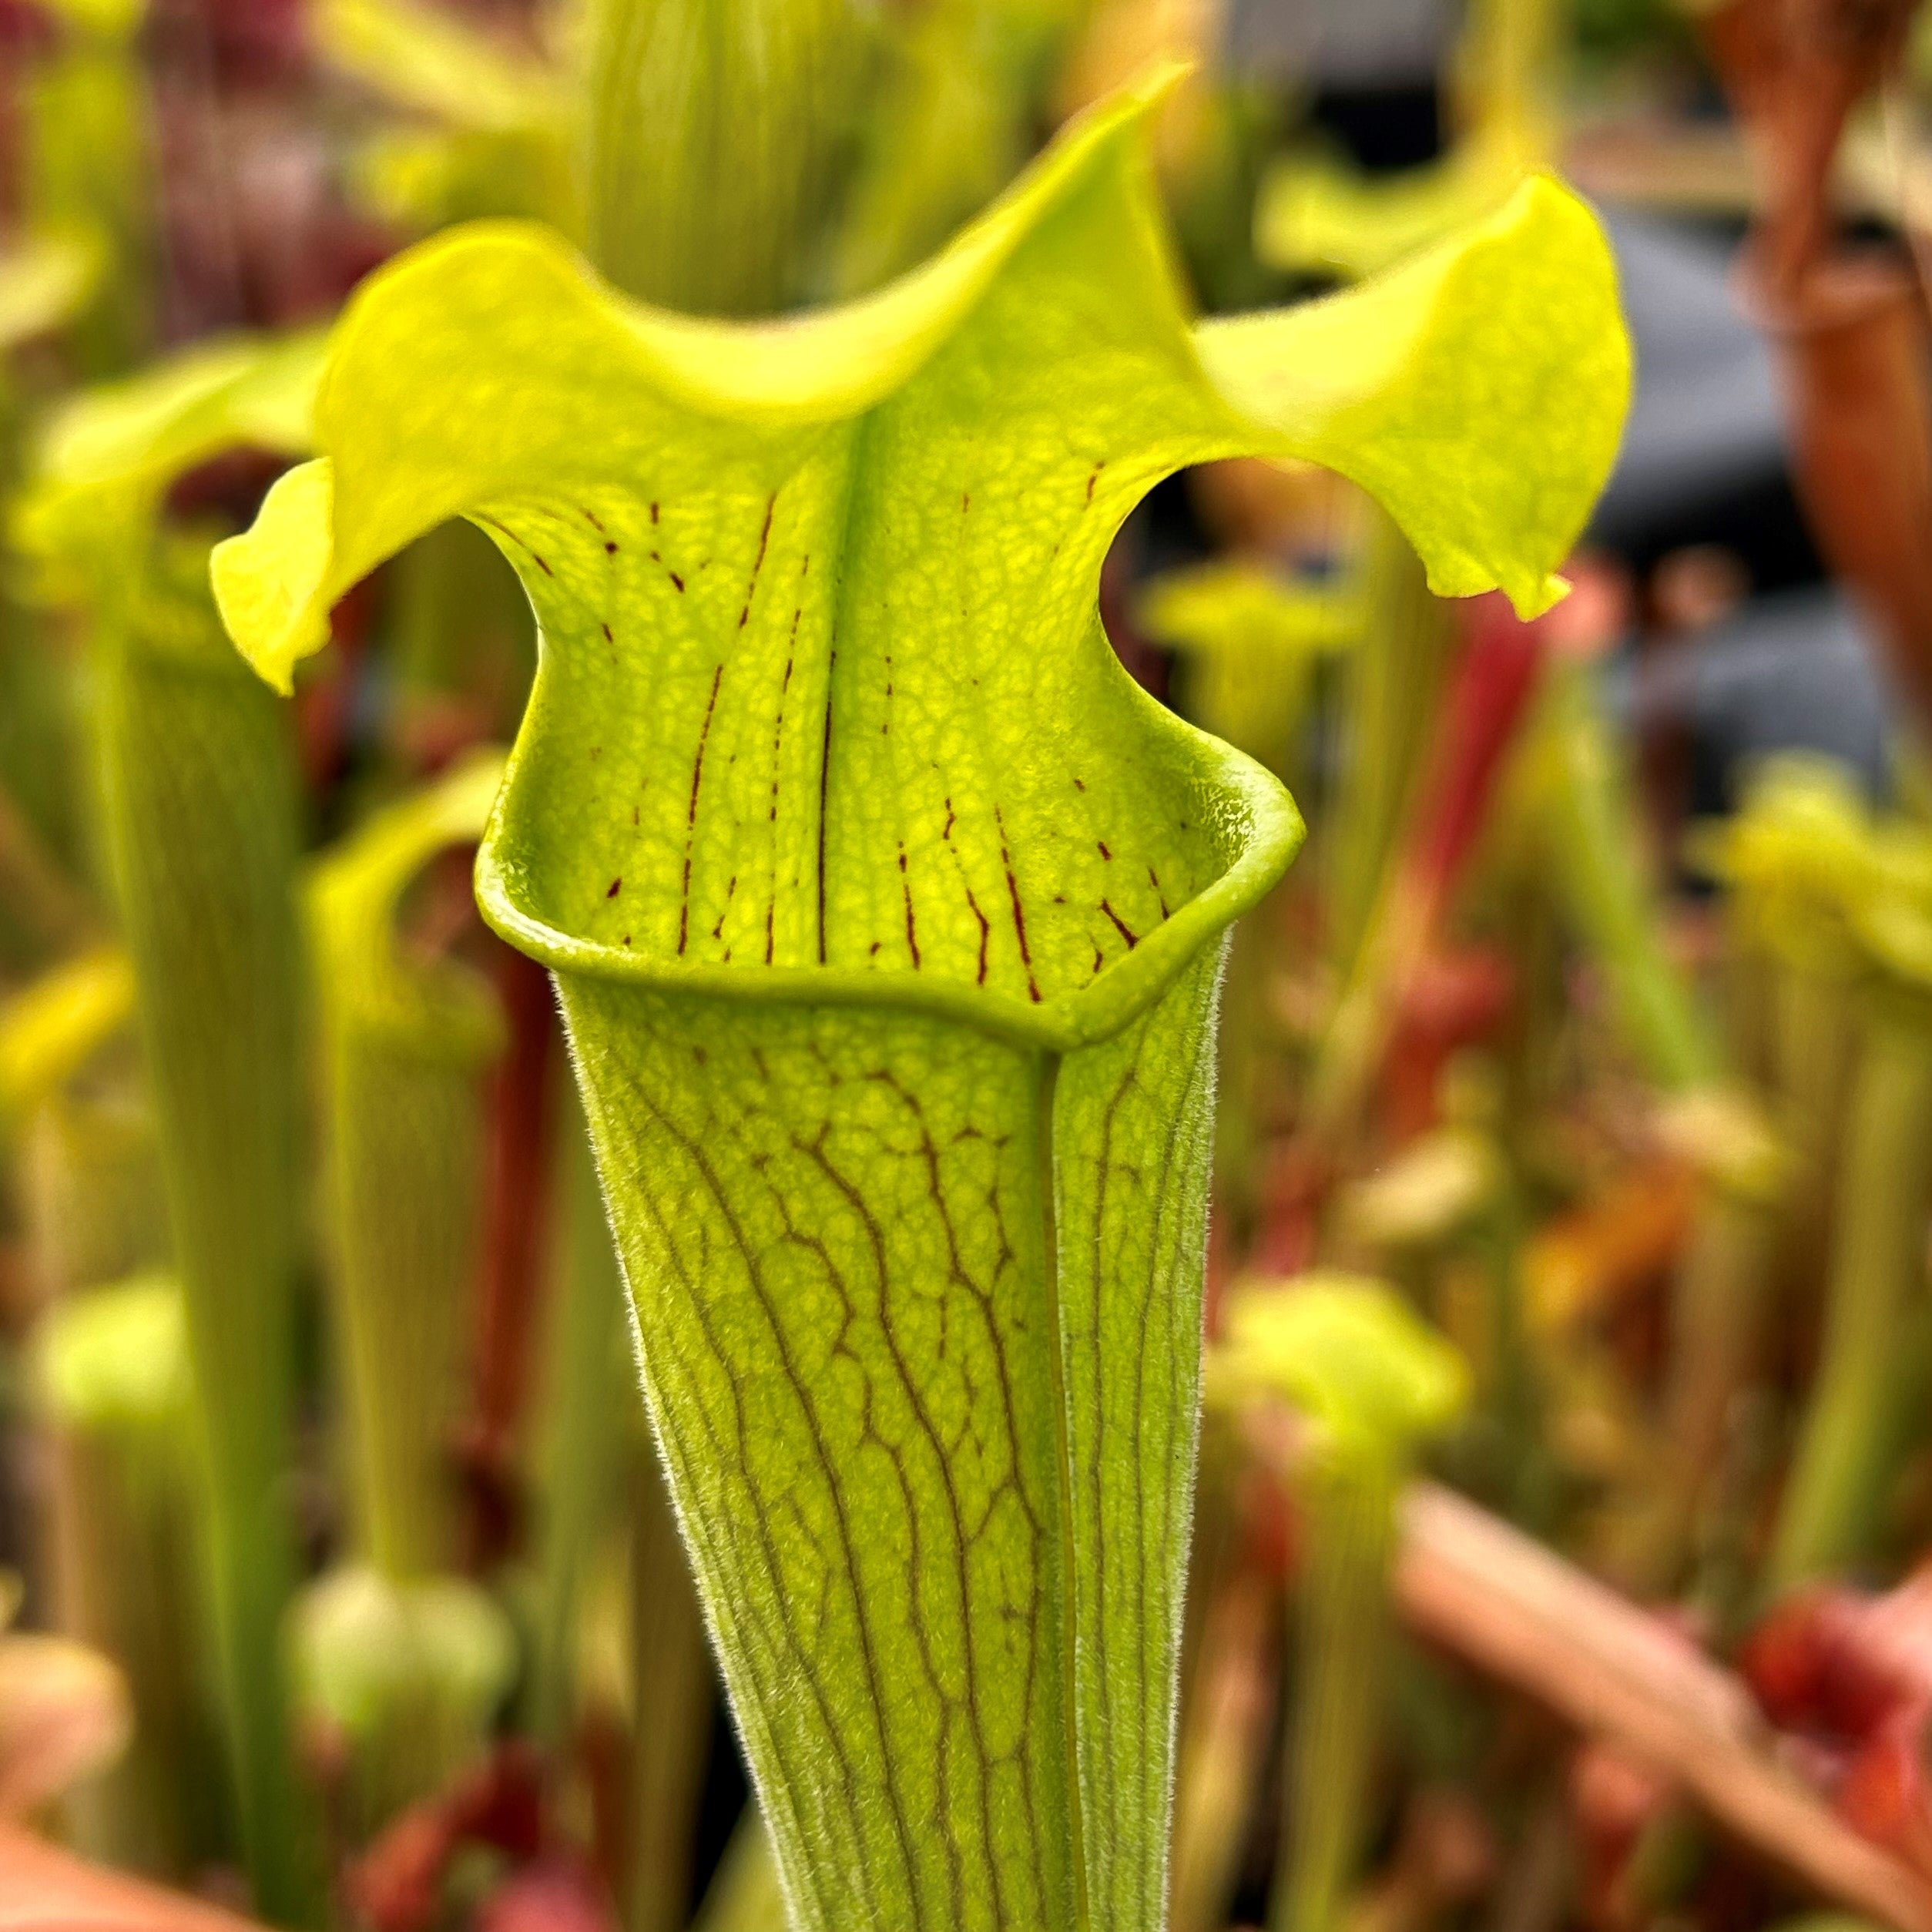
0,1824,267,1932
1397,1482,1932,1931
1757,260,1932,731
1746,1574,1932,1880
463,944,560,1571
1381,944,1514,1141
1247,1404,1932,1930
1702,0,1932,736
347,1742,548,1932
1268,588,1552,1250
1701,0,1912,305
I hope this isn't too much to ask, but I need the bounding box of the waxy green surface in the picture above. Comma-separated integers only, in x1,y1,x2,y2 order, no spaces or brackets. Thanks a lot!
217,77,1626,1932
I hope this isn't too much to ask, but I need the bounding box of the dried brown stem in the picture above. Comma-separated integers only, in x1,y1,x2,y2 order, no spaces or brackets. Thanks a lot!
1755,260,1932,734
1701,0,1916,302
1394,1481,1932,1932
0,1824,267,1932
1699,0,1932,736
1245,1410,1932,1931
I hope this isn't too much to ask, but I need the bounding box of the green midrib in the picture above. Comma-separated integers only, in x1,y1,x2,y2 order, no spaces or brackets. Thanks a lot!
1035,1048,1090,1930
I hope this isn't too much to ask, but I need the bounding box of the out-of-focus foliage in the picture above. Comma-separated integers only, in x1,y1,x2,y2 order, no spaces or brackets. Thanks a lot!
19,330,324,1920
1218,1272,1471,1466
1259,0,1558,278
317,0,578,230
291,1568,515,1836
1137,560,1362,769
0,951,134,1134
0,236,101,359
309,752,506,1579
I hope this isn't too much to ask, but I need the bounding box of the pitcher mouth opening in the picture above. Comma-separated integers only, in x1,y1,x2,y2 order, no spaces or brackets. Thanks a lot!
475,703,1303,1058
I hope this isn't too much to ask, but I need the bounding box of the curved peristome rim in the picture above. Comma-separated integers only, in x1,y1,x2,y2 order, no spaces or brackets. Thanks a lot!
477,683,1304,1058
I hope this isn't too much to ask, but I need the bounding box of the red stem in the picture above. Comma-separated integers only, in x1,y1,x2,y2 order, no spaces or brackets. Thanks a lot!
461,943,559,1570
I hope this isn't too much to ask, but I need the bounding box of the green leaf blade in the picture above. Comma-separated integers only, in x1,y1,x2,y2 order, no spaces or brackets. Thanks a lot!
1049,948,1223,1927
569,983,1077,1931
